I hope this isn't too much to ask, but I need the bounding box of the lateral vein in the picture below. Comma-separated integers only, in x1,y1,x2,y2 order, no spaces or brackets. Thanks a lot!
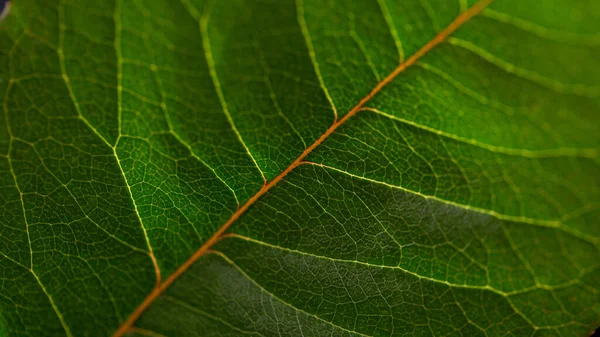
183,0,268,184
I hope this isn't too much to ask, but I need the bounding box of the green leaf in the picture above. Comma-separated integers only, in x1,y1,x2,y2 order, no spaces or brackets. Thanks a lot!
1,0,598,336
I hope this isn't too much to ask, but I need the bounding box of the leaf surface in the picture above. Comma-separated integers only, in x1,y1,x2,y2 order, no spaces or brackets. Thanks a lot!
0,0,599,336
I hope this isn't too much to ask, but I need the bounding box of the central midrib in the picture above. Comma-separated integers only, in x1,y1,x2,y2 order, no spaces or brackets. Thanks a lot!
112,0,493,335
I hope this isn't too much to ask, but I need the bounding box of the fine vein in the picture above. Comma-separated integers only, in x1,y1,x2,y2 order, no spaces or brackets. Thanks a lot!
113,0,162,285
209,250,372,337
188,0,268,184
302,161,597,246
360,107,598,158
220,233,587,297
296,0,338,121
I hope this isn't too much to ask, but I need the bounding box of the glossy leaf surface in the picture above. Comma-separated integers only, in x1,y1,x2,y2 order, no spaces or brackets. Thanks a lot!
0,0,598,336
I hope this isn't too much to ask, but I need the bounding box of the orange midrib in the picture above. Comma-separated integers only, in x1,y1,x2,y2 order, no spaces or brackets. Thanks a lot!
113,1,492,335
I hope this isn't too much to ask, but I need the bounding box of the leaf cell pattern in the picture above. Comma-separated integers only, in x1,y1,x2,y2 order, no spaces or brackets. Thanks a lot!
0,0,598,336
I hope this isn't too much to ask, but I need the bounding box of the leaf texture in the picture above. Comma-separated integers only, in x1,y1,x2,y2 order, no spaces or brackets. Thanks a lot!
0,0,599,336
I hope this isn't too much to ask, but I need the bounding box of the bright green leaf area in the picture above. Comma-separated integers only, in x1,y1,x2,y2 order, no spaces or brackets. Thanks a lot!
0,0,599,336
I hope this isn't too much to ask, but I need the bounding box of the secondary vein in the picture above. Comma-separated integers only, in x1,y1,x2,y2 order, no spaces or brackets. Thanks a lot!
113,0,162,286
